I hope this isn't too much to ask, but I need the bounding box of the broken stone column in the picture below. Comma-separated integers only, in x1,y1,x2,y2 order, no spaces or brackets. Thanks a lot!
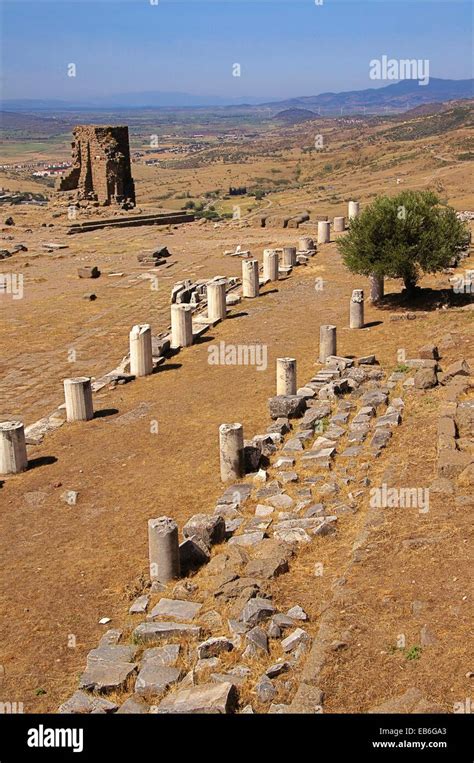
276,357,297,395
349,289,365,328
63,377,94,422
263,249,279,282
298,236,314,251
0,420,28,475
207,279,227,322
333,216,345,232
369,273,384,303
348,201,360,219
242,259,259,298
319,325,337,363
219,423,244,482
171,304,193,348
130,324,153,377
282,247,297,267
317,221,330,244
148,516,180,583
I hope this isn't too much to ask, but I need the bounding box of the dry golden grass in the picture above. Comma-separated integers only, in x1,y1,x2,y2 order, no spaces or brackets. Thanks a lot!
0,109,472,712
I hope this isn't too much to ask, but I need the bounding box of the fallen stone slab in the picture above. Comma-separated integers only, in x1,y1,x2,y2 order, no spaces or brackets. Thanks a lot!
281,628,310,652
264,493,294,510
117,696,150,714
129,595,150,614
287,605,308,621
279,471,298,483
442,359,471,383
148,598,202,622
135,664,181,698
357,355,376,365
274,518,325,532
99,629,122,647
370,429,392,451
326,355,354,369
58,691,118,714
267,417,291,435
360,390,388,408
274,527,311,544
312,516,337,536
245,517,272,533
304,503,325,518
179,538,210,574
414,368,437,389
195,657,220,674
376,412,401,428
24,411,66,445
310,437,336,453
197,637,234,659
86,644,138,665
254,480,283,499
406,358,438,370
266,661,291,678
269,395,307,420
255,675,277,702
214,576,262,604
255,504,275,517
156,681,238,714
241,597,275,626
438,449,471,479
324,425,345,440
244,626,269,656
79,660,137,693
282,438,304,455
142,645,180,666
217,483,252,506
133,621,201,643
183,514,226,546
301,403,332,429
455,400,474,437
273,613,299,629
419,344,439,360
340,446,363,458
228,531,265,547
347,428,368,443
210,672,247,687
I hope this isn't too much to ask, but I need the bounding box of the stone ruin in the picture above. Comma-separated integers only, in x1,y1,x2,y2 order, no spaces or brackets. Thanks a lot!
56,125,136,207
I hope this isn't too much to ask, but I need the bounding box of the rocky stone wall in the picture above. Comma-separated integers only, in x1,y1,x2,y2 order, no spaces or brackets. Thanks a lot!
56,125,136,207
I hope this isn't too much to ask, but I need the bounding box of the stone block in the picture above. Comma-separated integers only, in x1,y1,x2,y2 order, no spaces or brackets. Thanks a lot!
135,664,181,698
156,682,239,714
132,621,201,643
148,598,202,622
269,395,307,420
183,514,226,547
438,449,471,479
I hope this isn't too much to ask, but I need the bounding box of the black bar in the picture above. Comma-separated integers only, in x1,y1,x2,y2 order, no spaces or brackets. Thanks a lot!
0,712,471,761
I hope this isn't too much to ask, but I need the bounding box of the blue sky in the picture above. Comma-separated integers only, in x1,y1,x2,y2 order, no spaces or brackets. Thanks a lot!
1,0,472,100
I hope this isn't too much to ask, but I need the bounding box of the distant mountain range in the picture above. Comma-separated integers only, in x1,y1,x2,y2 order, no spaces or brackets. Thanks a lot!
262,78,473,113
2,78,472,113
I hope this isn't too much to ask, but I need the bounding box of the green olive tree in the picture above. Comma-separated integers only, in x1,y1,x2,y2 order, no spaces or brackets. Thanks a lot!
338,191,470,296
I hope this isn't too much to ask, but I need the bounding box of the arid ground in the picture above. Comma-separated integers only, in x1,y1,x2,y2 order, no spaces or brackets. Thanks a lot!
0,103,472,712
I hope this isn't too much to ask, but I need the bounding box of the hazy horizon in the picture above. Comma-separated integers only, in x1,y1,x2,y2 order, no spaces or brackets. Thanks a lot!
1,0,472,101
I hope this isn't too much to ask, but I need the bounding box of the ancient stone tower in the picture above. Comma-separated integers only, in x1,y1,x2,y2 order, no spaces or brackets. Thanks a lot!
56,125,136,206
